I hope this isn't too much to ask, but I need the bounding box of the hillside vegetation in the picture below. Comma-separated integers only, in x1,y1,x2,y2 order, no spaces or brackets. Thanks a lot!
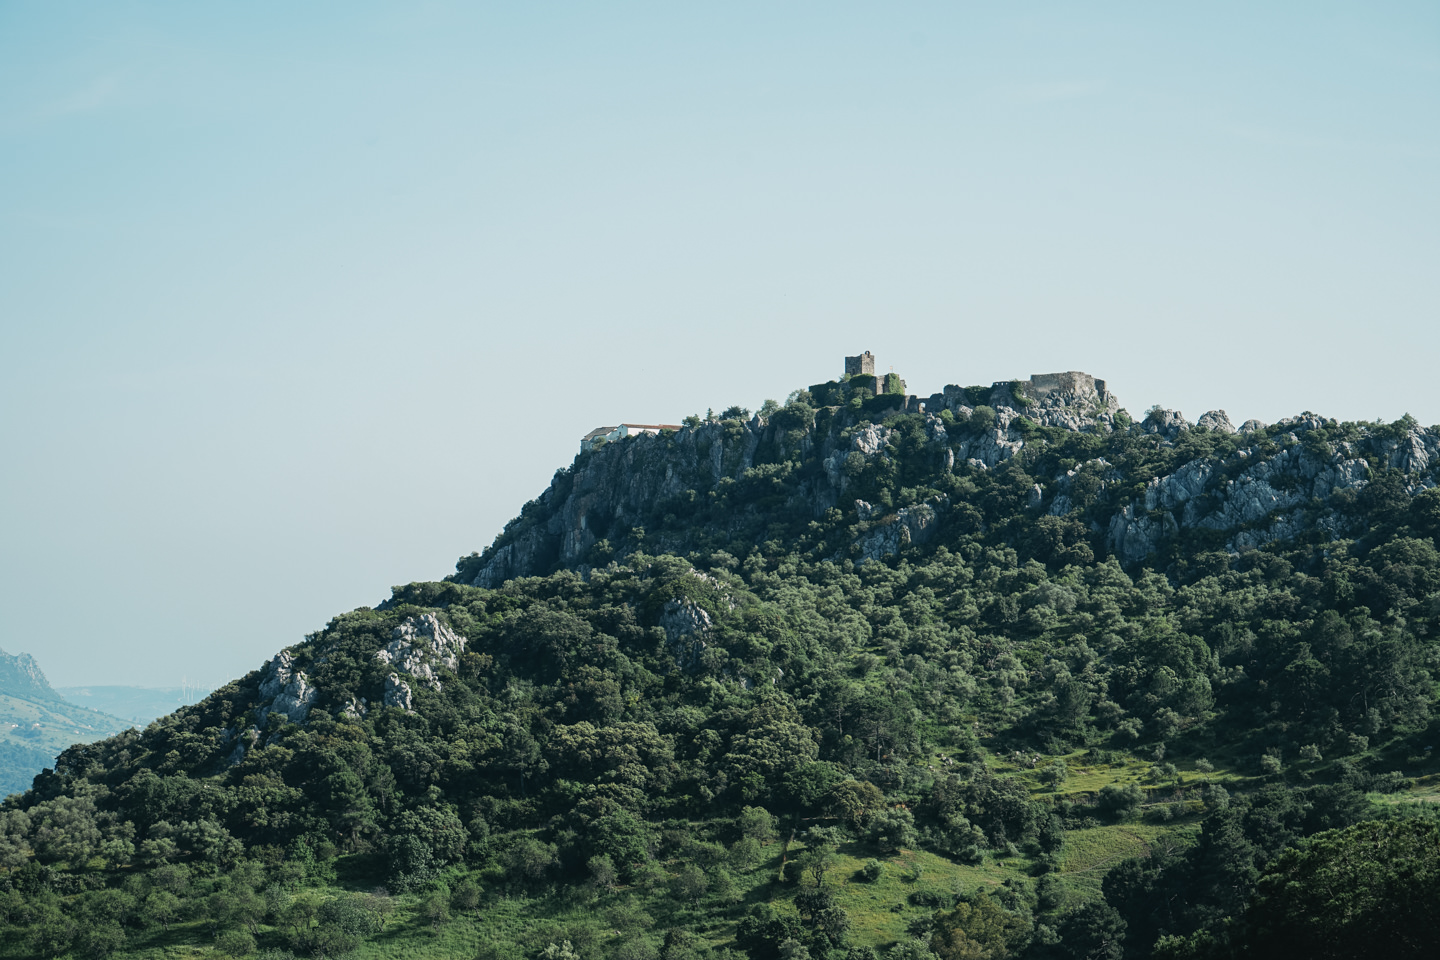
2,373,1438,960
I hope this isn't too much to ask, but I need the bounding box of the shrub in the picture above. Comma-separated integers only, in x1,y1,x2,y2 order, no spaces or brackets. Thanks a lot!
1097,783,1144,821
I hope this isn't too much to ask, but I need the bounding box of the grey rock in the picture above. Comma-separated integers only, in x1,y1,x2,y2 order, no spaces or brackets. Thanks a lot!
957,427,1025,469
1147,459,1215,512
1107,503,1178,565
851,423,891,456
1142,408,1193,440
1028,484,1044,509
257,651,317,725
258,650,297,700
660,597,713,671
1381,427,1439,474
224,726,260,767
383,674,414,712
450,370,1440,584
853,497,947,562
1196,410,1236,434
376,614,467,692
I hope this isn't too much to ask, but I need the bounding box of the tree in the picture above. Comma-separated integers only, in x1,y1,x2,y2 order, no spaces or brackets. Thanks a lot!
588,854,619,891
729,837,763,872
1240,818,1440,959
867,809,918,853
796,843,838,887
452,877,481,912
541,940,582,960
74,920,127,960
737,806,779,843
794,887,851,949
1096,784,1143,821
142,891,182,932
830,780,884,826
930,890,1030,960
1054,902,1125,960
586,810,657,881
504,837,558,888
421,887,451,928
670,863,709,905
215,929,257,958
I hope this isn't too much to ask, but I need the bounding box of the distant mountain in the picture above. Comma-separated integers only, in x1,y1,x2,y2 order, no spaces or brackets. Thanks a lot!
56,685,206,725
0,649,132,798
0,647,62,703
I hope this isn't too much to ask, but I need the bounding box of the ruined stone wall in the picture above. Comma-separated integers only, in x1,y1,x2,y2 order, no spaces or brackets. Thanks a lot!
1023,371,1107,401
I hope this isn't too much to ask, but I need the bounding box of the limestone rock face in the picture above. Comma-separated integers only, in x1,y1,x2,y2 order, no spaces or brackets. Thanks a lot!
660,597,713,671
0,647,62,702
376,614,467,692
956,425,1025,470
1143,409,1193,440
1107,503,1179,565
850,423,891,456
257,651,317,724
384,674,414,712
853,497,947,562
448,372,1440,579
1196,410,1236,434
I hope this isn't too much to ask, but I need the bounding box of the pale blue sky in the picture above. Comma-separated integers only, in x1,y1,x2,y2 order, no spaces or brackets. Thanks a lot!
2,2,1437,686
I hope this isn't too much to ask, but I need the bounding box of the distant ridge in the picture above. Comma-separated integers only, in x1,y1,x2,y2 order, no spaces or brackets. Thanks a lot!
0,646,62,703
56,685,205,725
0,648,134,798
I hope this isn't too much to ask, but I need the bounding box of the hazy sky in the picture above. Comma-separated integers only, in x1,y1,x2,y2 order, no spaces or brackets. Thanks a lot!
2,2,1437,688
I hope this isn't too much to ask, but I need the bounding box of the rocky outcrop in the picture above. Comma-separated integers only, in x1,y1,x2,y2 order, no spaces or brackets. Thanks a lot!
852,497,948,562
1143,409,1193,440
1196,410,1235,434
384,674,414,713
256,651,317,725
660,597,713,671
451,371,1440,581
375,614,466,692
0,647,63,703
1097,417,1412,561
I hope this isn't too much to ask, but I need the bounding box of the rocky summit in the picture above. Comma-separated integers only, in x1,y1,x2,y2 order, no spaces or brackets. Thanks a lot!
458,368,1434,582
3,360,1440,960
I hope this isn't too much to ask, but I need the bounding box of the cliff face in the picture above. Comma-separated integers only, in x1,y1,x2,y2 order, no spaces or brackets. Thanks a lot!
453,373,1440,586
0,648,62,704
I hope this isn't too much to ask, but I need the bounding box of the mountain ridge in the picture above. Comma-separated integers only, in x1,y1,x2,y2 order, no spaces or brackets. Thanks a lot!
2,362,1438,960
455,369,1433,588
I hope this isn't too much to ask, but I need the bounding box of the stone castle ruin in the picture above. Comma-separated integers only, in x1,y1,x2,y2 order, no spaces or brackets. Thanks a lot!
820,353,1114,426
844,351,875,377
579,353,1122,453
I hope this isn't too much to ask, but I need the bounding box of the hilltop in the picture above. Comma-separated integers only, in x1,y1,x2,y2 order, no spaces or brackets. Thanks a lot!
1,360,1437,960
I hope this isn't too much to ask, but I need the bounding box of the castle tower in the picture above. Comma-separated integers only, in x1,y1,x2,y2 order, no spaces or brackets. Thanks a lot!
845,351,875,377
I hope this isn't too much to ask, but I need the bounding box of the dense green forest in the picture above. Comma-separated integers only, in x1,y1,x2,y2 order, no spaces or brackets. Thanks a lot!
3,375,1439,959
